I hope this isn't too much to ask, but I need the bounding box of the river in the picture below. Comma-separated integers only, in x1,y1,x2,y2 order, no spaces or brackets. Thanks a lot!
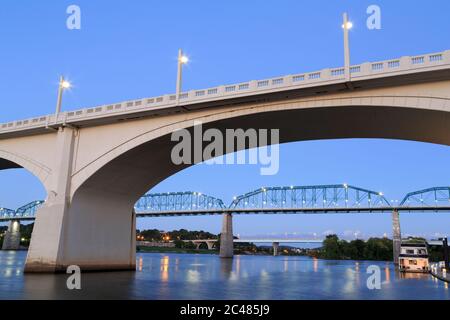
0,251,448,299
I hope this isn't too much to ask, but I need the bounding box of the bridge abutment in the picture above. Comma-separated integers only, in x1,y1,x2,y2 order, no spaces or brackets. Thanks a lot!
392,209,402,265
2,220,21,250
220,213,233,258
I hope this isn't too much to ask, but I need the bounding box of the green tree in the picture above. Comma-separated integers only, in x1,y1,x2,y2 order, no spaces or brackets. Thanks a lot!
184,241,196,249
322,235,341,259
363,238,392,261
139,229,163,241
173,239,185,249
350,239,366,260
340,240,357,259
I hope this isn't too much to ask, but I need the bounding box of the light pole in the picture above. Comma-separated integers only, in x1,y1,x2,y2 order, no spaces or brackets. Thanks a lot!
176,49,189,104
342,13,353,81
55,76,72,118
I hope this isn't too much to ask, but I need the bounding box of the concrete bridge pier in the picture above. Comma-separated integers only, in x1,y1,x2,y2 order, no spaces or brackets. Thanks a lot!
272,242,280,256
2,220,21,250
24,127,137,273
220,213,233,258
392,209,402,265
206,241,215,250
195,241,215,250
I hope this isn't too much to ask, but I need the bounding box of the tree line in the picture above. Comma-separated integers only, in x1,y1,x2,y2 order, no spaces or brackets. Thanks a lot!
311,235,393,261
137,228,217,242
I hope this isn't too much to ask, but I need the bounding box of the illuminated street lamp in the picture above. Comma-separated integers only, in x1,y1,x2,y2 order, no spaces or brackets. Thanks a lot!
176,49,189,103
55,76,72,117
342,13,353,81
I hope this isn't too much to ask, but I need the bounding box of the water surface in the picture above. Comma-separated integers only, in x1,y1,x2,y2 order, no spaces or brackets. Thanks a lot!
0,251,448,300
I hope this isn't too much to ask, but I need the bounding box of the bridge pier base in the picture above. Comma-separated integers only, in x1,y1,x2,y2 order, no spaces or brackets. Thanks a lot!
220,213,233,258
272,242,279,256
2,220,21,250
25,195,137,273
392,209,402,265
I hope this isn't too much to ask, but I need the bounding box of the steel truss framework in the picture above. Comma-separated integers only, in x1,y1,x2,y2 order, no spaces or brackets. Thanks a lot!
0,201,44,220
1,186,449,221
0,207,15,218
134,192,226,213
229,184,390,209
400,187,450,207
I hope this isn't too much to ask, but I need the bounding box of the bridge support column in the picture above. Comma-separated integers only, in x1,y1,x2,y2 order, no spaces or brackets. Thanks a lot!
272,242,280,256
220,213,233,258
24,127,137,273
24,127,76,272
392,209,402,265
206,241,215,250
2,220,21,250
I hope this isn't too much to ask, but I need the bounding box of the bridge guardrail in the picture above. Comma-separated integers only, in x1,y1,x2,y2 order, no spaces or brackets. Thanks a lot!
1,50,449,135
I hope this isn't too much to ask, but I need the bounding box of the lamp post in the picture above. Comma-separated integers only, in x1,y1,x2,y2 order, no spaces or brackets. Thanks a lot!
342,13,353,81
176,49,189,104
55,76,71,118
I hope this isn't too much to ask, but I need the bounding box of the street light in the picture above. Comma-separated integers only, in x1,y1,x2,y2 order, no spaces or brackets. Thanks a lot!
342,13,353,81
55,76,72,117
176,49,189,103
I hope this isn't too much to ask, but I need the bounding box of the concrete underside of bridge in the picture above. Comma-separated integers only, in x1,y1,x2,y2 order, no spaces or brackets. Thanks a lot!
0,79,449,272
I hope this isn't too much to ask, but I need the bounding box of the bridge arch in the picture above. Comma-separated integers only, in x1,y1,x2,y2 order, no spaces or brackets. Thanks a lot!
71,94,449,202
26,92,450,272
0,149,51,193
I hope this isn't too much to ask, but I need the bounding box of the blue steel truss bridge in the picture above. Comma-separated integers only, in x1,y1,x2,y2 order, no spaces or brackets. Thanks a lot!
1,185,449,221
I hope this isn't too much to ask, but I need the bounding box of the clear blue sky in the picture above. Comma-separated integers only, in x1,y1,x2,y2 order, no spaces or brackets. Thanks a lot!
0,0,449,239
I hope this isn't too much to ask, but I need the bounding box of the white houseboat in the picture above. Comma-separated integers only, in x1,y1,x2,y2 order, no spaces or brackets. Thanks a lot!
399,243,429,273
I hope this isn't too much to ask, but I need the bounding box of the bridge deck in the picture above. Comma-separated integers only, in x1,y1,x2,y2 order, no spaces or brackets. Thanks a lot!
1,206,450,221
134,206,450,217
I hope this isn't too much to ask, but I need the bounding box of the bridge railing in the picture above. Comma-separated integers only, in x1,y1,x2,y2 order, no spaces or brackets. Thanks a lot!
1,50,449,134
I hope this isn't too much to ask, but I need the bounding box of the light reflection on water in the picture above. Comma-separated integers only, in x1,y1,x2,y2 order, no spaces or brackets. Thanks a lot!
0,250,449,300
